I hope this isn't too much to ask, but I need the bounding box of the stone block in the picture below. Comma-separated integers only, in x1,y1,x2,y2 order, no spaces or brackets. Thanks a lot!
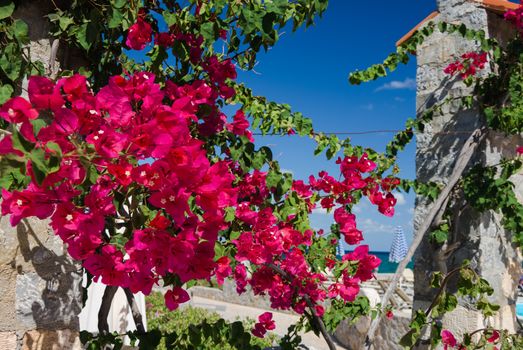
21,330,81,350
0,331,18,350
333,312,410,350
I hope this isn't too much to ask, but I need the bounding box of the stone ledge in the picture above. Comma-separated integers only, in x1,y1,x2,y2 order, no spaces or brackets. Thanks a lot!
0,331,18,350
22,329,81,350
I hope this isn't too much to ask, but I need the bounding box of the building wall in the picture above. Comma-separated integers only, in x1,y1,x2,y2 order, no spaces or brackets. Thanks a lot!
413,0,523,344
0,2,83,349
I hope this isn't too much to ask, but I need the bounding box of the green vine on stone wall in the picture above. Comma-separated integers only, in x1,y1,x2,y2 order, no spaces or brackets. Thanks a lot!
349,14,523,349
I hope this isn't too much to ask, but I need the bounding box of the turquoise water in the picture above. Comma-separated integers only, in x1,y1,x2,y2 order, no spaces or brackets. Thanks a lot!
517,303,523,317
372,251,414,273
338,251,414,273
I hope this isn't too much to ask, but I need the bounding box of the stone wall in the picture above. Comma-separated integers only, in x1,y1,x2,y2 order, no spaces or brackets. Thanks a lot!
413,0,523,344
0,2,83,349
189,280,410,349
333,312,411,350
0,218,83,350
188,279,295,315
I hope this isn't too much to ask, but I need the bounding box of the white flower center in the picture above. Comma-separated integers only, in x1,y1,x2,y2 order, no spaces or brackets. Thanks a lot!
7,108,15,117
89,109,97,115
140,171,146,177
93,136,99,140
169,195,175,202
98,130,104,134
124,170,131,177
16,199,23,206
65,214,73,221
160,198,167,205
143,74,149,80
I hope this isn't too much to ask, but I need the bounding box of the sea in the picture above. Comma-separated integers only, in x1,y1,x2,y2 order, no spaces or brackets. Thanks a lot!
337,251,414,274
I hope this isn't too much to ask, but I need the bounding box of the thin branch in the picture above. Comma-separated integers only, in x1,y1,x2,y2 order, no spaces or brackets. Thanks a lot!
267,263,337,350
123,287,146,333
49,39,60,78
0,128,12,136
98,285,118,334
365,127,487,349
424,266,463,316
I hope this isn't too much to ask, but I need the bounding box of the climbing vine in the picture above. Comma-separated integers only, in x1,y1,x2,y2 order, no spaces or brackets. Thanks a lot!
1,1,523,349
350,3,523,349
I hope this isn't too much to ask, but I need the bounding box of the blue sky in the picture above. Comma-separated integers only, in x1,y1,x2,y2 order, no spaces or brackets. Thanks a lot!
235,1,437,251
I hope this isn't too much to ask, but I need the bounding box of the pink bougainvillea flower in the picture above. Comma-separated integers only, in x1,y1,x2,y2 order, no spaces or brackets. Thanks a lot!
252,312,275,338
60,74,88,101
505,4,523,32
148,188,190,225
381,177,401,192
517,146,523,155
28,76,64,110
343,245,381,281
155,32,175,47
52,108,79,135
227,109,253,141
148,212,171,230
126,17,152,50
0,97,39,123
95,78,134,128
334,207,363,245
107,159,134,187
444,52,487,79
204,56,237,84
441,330,457,350
86,126,128,158
340,278,360,302
214,256,232,285
1,185,55,226
164,287,190,310
486,330,500,343
258,312,275,330
0,135,23,156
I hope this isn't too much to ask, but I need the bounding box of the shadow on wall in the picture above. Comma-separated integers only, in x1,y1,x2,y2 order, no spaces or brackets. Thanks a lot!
15,219,82,349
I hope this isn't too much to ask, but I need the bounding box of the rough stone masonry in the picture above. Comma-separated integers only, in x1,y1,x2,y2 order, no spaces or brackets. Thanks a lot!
413,0,523,346
0,2,83,349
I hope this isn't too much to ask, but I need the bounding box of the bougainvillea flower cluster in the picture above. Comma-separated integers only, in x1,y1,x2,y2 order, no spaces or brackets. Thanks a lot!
505,1,523,33
0,67,242,307
0,13,400,338
251,312,276,338
443,51,488,79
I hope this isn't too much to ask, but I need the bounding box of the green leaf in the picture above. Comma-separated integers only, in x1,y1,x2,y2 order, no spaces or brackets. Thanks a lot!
59,16,74,31
137,329,162,350
12,19,29,44
30,119,46,136
0,84,13,104
45,142,62,157
224,207,235,223
431,229,448,244
0,43,22,81
11,128,34,154
108,9,124,29
399,329,419,348
200,22,215,43
30,60,45,76
112,0,127,9
0,0,14,20
76,22,97,51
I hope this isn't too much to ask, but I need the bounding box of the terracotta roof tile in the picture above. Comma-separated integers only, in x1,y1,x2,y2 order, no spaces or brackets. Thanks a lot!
473,0,519,13
396,0,520,47
396,11,439,47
